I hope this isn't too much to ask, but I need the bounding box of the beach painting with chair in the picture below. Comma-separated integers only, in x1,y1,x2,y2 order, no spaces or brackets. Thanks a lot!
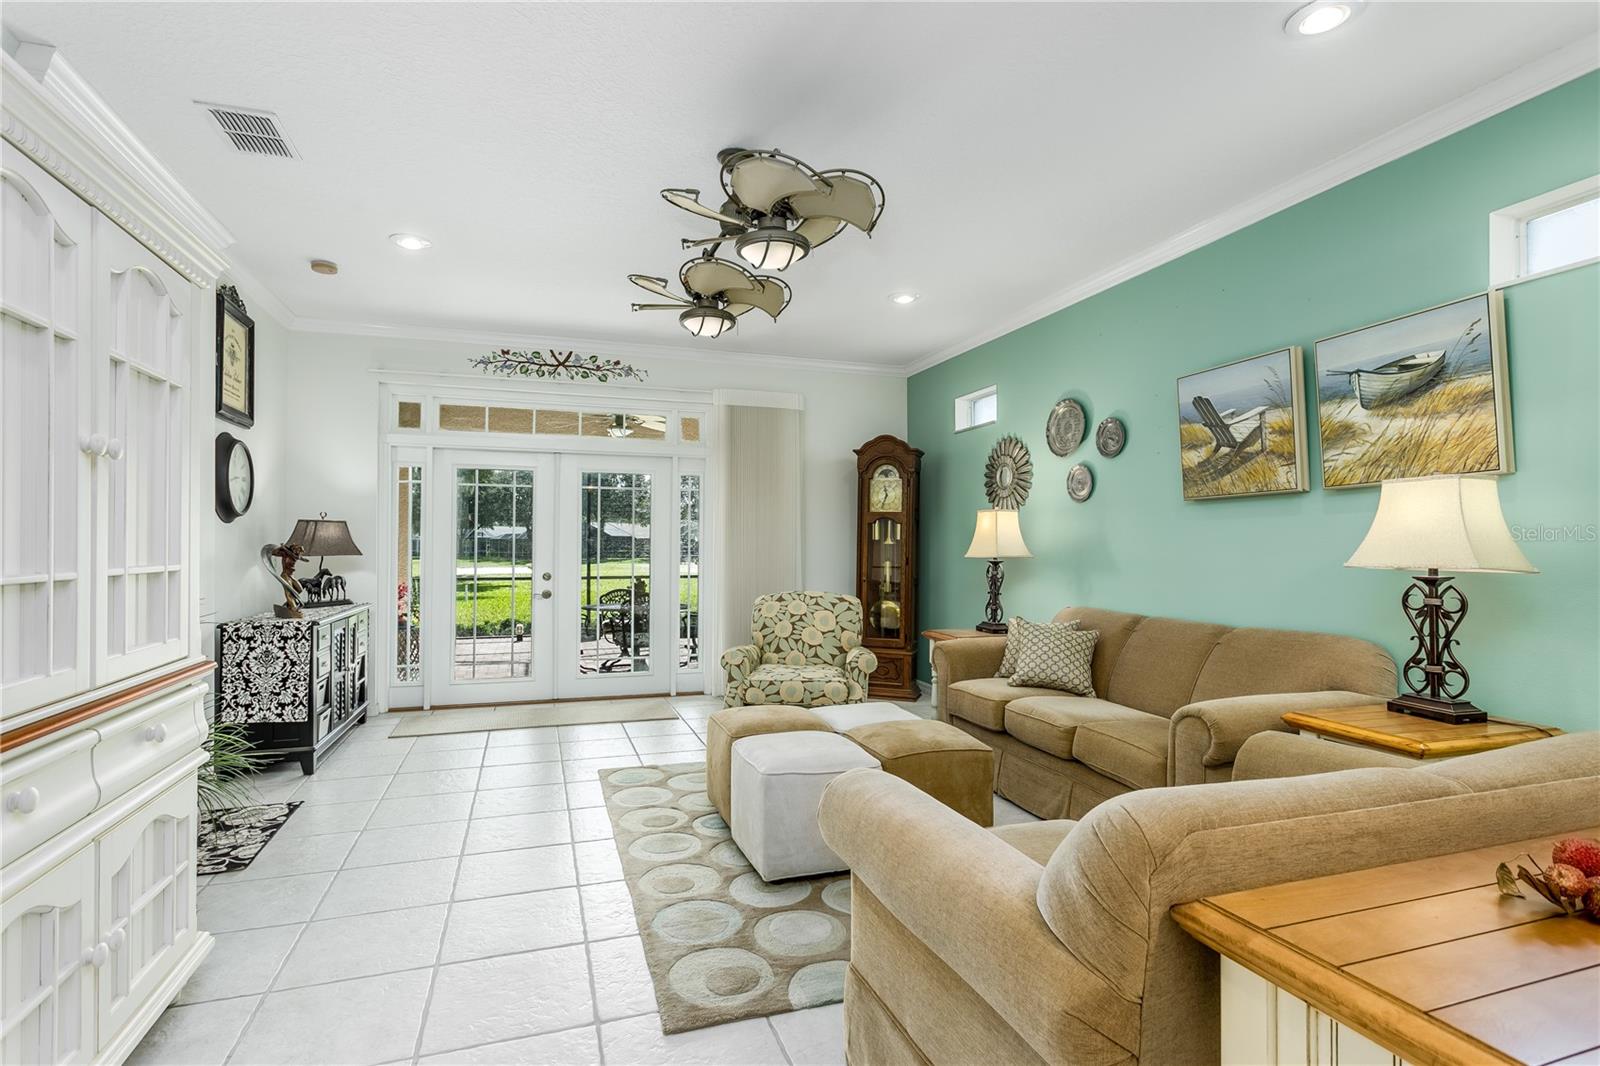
1177,346,1308,500
1315,291,1512,489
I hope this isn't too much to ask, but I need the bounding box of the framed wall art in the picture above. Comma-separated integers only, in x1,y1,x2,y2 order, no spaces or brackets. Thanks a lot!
1176,346,1308,500
216,284,255,428
1315,291,1511,489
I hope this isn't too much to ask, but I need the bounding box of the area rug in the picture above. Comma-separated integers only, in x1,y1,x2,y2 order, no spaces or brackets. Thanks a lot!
601,762,850,1034
388,697,677,737
198,802,302,875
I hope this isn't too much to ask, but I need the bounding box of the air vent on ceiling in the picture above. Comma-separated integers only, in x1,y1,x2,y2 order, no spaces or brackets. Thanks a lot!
198,102,298,159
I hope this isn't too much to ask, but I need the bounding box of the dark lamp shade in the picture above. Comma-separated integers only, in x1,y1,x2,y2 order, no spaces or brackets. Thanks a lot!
288,517,362,557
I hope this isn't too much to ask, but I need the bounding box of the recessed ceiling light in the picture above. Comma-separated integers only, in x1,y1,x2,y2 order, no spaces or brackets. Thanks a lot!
389,232,431,251
889,291,920,305
1284,0,1361,37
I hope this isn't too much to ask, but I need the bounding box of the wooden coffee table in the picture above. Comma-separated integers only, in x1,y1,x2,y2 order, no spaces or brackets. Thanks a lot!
1283,703,1560,760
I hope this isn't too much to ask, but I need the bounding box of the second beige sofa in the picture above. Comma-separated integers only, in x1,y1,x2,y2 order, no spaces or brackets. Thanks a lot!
934,606,1396,818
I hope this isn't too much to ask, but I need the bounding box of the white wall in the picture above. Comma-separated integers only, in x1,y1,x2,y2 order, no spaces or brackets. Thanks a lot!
271,332,906,625
194,289,291,650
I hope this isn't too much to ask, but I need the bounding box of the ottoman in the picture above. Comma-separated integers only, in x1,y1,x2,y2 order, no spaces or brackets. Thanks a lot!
845,719,995,827
706,705,832,822
806,701,920,732
730,731,880,881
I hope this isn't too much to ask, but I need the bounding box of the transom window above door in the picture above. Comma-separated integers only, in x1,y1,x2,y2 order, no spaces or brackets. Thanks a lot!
392,396,704,446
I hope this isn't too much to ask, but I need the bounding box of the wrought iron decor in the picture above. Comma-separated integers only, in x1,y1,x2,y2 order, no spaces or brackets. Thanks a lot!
984,435,1033,508
1391,568,1483,723
471,349,648,383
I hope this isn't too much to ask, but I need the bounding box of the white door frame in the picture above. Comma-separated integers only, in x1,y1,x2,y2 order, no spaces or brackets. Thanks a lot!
424,448,557,707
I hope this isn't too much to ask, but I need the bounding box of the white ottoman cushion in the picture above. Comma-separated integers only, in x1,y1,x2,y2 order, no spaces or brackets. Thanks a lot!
808,701,920,732
730,731,880,881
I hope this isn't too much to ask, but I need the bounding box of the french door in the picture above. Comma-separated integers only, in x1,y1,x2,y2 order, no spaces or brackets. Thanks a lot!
422,451,679,707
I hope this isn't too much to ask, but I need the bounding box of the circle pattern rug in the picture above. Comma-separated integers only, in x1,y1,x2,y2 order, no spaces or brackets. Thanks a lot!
600,762,850,1034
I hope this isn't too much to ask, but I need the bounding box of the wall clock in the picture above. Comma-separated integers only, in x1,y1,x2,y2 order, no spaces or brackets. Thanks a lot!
984,435,1033,509
215,431,254,523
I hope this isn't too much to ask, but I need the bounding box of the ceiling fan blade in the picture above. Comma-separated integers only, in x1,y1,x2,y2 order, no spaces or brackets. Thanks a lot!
629,303,686,312
660,188,747,227
725,155,823,215
787,170,884,234
627,274,689,303
793,215,847,250
721,276,791,321
681,256,758,300
679,235,728,250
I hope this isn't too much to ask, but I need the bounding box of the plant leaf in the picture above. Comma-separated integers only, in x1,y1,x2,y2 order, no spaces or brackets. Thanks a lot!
1496,862,1523,897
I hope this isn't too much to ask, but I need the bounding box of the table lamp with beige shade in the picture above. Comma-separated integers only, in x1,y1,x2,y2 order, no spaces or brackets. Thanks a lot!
965,508,1031,634
1345,474,1536,724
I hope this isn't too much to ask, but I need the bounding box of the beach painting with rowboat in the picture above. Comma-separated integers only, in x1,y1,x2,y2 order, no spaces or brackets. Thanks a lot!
1315,291,1513,489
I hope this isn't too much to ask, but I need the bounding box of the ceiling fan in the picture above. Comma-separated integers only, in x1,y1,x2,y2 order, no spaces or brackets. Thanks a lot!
628,253,791,338
661,147,885,272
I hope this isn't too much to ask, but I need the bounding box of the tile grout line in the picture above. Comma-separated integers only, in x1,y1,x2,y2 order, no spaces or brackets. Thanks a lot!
408,753,479,1064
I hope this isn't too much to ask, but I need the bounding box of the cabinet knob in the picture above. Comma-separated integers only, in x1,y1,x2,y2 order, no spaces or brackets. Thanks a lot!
79,433,107,456
105,437,125,460
5,787,39,814
142,723,168,743
106,928,126,952
83,942,109,968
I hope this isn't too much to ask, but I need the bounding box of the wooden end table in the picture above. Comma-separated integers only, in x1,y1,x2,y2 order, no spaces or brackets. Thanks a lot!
921,628,985,712
1173,827,1600,1065
1283,703,1561,760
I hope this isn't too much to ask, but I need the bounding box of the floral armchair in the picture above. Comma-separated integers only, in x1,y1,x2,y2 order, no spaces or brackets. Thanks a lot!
721,591,879,707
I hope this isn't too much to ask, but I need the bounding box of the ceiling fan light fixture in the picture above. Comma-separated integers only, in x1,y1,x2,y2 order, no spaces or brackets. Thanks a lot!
734,225,810,272
679,303,736,339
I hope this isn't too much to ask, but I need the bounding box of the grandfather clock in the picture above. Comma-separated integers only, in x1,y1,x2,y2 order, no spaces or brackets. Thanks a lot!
854,435,923,700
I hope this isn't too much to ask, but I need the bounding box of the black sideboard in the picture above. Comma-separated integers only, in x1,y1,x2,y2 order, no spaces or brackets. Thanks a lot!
218,603,370,773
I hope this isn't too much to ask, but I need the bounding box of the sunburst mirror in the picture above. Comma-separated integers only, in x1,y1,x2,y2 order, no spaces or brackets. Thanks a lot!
984,435,1033,509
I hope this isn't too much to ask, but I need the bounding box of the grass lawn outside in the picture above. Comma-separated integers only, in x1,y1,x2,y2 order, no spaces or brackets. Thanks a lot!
450,559,700,636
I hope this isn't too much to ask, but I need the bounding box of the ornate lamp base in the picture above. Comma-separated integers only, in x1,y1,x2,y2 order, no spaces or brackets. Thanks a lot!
1387,693,1487,724
1391,568,1488,725
976,558,1009,634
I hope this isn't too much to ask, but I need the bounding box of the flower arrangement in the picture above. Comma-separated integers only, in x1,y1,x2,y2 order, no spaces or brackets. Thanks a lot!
1496,837,1600,921
470,348,648,383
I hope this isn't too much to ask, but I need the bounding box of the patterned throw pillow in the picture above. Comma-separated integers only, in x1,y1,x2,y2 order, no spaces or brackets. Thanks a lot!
1010,625,1098,696
997,617,1079,678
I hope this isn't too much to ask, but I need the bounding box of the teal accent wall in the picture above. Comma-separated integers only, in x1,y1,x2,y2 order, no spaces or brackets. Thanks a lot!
908,72,1600,734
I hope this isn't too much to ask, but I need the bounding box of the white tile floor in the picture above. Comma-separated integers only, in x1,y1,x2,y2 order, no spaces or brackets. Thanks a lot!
138,694,1032,1066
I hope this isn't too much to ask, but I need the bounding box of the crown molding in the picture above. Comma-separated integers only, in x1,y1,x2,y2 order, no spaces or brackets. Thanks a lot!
289,314,907,377
0,47,235,286
903,36,1600,376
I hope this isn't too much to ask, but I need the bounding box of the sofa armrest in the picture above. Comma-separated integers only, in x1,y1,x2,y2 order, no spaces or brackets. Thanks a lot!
932,636,1007,720
1233,731,1420,780
1169,690,1382,786
819,769,1131,1063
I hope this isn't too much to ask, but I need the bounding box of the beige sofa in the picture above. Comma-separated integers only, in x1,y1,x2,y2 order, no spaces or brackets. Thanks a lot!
934,606,1396,818
818,730,1598,1066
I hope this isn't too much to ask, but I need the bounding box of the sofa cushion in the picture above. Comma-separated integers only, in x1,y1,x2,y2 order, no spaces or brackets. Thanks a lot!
1002,697,1154,759
1051,607,1146,699
999,617,1078,678
1010,625,1098,696
947,677,1061,731
1072,717,1170,790
1188,626,1396,704
991,819,1077,865
732,663,850,707
1104,617,1231,716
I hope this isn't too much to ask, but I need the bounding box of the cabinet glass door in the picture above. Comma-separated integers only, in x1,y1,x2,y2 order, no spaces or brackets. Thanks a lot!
92,217,190,687
0,147,94,717
0,847,97,1066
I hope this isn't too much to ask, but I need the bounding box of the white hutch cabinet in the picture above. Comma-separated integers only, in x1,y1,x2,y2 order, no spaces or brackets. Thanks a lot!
2,46,226,1065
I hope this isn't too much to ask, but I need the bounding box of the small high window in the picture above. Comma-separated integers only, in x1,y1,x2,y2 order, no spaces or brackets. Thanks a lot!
954,385,998,432
1489,176,1599,286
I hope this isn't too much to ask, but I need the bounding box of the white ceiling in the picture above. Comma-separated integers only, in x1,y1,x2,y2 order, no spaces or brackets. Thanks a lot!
5,2,1596,371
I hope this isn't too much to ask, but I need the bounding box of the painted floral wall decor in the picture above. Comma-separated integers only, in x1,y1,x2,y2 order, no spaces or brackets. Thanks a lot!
471,349,648,383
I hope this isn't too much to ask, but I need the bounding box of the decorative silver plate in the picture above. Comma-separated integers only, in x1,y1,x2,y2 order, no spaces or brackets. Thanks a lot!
1045,399,1086,457
984,435,1033,509
1095,417,1126,457
1066,463,1093,502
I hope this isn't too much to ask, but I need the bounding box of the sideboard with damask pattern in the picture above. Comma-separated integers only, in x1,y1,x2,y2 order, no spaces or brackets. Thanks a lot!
218,603,370,773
